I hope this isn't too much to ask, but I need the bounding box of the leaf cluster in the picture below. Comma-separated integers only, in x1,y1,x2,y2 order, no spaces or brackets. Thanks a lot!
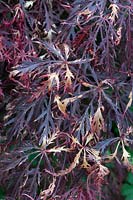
0,0,133,199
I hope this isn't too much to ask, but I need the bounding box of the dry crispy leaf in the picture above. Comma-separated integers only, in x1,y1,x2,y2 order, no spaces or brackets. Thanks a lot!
46,149,83,176
122,147,130,163
90,106,105,135
98,164,110,177
109,4,120,23
71,135,81,146
124,91,133,116
24,1,34,9
48,72,60,91
41,133,58,149
54,94,83,116
65,65,74,90
121,141,133,170
85,133,94,146
46,146,69,153
54,95,68,116
81,150,90,169
115,26,122,45
40,177,56,200
64,44,70,59
41,72,59,91
103,141,120,162
80,80,95,88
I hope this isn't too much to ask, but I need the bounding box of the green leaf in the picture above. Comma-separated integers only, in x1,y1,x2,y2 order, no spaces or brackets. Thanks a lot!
129,106,133,112
125,147,133,157
0,187,5,199
125,193,133,200
28,150,44,168
126,172,133,185
28,152,39,168
105,88,113,95
81,175,87,183
105,162,114,169
121,183,133,196
112,121,119,137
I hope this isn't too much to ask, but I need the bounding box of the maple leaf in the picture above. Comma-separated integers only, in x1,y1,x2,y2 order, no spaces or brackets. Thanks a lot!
40,177,56,200
63,43,70,60
47,72,60,91
121,141,133,171
41,133,58,149
109,4,120,23
65,65,74,91
45,149,83,177
103,141,120,162
124,90,133,116
90,106,105,135
81,150,90,169
54,95,68,117
45,146,69,153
